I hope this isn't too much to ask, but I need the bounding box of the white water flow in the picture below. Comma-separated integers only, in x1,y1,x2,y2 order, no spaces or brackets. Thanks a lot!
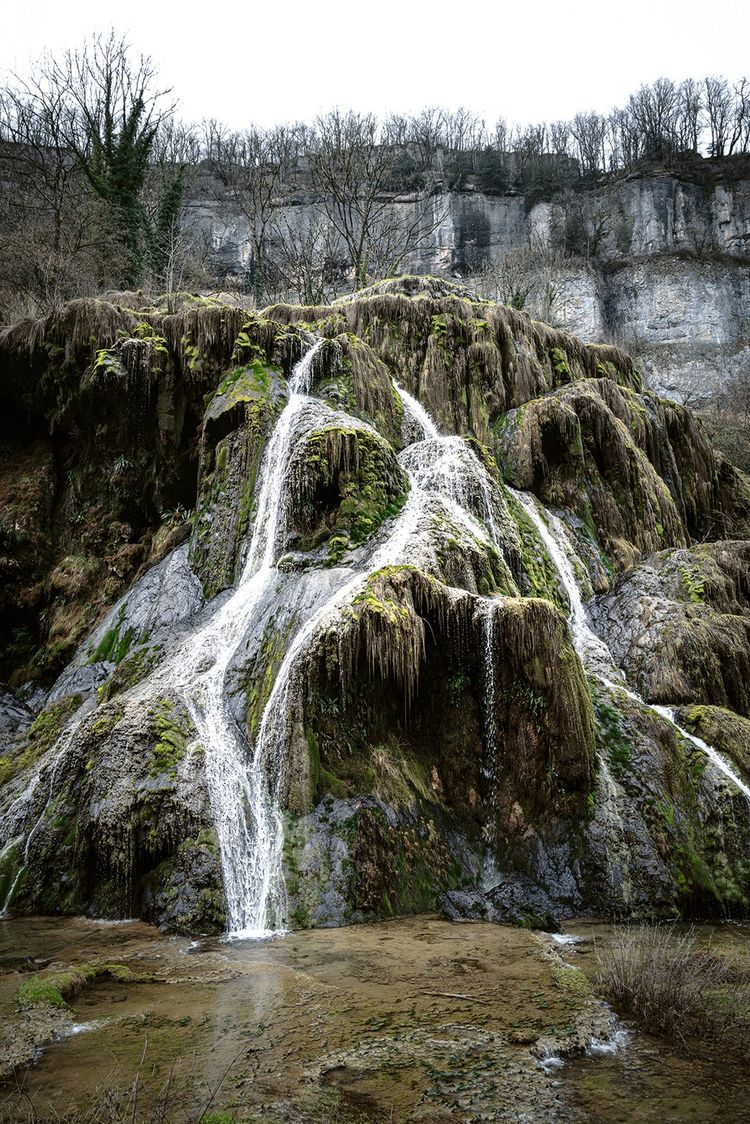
237,385,528,933
478,600,500,822
175,340,328,938
509,489,616,677
395,380,440,442
173,343,456,938
511,489,750,807
401,436,505,557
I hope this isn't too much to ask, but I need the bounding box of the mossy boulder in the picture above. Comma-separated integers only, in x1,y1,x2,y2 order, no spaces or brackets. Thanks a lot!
580,680,750,918
286,424,409,563
298,567,595,837
311,334,403,447
496,379,687,568
190,361,288,597
496,378,750,570
590,542,750,715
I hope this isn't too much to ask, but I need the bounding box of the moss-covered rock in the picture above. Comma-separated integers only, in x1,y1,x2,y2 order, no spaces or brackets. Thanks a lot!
590,542,750,715
267,278,640,443
190,361,288,597
5,686,221,933
311,334,404,447
496,378,749,570
286,424,409,563
295,567,595,847
582,680,750,918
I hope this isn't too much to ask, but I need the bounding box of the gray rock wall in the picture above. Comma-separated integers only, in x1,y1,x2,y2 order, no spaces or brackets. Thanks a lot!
185,171,750,402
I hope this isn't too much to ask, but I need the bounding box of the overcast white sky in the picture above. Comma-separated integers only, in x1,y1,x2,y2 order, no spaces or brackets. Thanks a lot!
2,0,748,130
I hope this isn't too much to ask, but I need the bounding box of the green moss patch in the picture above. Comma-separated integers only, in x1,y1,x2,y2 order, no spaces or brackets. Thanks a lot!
0,693,83,786
290,425,408,563
17,962,136,1009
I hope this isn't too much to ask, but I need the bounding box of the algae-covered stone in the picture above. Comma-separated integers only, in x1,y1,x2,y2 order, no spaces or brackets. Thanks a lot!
590,542,750,715
287,424,409,563
190,361,288,597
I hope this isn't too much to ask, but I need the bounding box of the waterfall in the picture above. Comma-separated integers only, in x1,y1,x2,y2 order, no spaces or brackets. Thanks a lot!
511,489,750,808
652,705,750,803
2,355,514,939
173,344,451,937
509,489,616,677
176,340,330,938
227,383,525,933
395,380,439,442
478,600,499,784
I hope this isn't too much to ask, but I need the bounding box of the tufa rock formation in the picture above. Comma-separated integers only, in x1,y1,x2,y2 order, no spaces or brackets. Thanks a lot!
1,276,749,934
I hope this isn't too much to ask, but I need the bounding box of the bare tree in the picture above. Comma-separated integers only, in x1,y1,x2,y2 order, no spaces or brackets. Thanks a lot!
409,107,446,169
704,76,733,156
471,238,571,326
0,58,126,315
268,209,347,304
727,78,750,154
208,124,300,300
571,112,608,176
310,109,445,289
676,78,703,152
626,78,679,161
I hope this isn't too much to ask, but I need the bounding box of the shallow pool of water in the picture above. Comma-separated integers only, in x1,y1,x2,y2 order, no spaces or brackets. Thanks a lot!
0,916,748,1122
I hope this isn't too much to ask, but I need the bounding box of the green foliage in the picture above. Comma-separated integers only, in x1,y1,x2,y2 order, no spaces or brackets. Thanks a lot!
447,671,471,706
90,622,135,665
680,564,706,603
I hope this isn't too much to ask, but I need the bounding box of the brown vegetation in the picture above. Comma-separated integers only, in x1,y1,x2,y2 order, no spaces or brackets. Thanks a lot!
597,924,750,1054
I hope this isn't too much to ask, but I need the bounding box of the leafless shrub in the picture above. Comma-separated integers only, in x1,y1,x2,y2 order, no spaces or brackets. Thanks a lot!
596,924,750,1053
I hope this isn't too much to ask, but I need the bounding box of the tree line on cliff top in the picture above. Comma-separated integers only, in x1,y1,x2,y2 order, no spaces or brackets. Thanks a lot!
1,31,749,317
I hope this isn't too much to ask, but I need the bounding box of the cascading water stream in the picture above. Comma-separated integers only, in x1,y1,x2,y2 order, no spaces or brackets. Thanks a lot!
395,380,439,441
0,714,86,916
509,489,616,677
172,345,462,937
478,601,499,790
174,340,329,938
510,489,750,808
239,385,523,932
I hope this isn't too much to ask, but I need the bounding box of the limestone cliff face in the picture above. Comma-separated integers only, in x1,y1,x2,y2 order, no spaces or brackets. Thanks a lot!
189,170,750,403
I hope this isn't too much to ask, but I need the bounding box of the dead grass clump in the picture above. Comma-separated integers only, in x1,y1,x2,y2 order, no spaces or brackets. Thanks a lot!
597,924,750,1053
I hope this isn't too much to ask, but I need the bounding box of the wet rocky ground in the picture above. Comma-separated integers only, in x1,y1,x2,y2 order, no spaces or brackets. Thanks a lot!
0,916,748,1122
